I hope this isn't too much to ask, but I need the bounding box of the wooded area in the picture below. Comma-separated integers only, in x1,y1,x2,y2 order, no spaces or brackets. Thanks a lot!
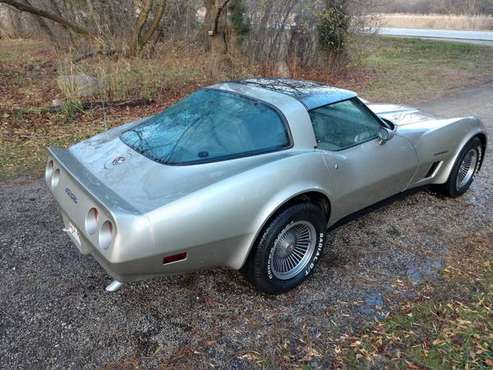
0,0,374,74
0,0,492,104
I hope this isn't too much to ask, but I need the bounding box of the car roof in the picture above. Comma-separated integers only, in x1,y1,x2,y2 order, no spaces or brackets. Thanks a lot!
226,78,358,110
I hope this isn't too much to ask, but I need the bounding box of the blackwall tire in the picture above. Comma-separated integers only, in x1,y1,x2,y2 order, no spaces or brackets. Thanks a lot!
439,137,482,198
242,202,327,294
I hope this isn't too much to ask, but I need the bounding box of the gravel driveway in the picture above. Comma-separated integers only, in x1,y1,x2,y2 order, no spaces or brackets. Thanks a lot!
1,84,492,369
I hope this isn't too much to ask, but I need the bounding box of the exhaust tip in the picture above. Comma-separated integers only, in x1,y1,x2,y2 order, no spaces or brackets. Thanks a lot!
105,280,123,292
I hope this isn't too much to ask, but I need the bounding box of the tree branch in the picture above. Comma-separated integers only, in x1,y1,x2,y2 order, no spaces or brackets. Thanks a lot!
0,0,92,36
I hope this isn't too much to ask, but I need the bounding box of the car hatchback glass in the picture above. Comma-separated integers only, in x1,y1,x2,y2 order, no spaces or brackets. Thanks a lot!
120,89,290,165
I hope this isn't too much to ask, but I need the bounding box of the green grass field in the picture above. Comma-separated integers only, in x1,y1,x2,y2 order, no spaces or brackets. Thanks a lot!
360,37,493,103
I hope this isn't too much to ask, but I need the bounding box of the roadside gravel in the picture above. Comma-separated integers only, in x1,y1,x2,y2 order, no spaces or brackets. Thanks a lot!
1,84,492,369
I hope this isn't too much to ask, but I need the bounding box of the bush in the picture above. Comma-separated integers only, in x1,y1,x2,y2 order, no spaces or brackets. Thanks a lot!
317,4,350,55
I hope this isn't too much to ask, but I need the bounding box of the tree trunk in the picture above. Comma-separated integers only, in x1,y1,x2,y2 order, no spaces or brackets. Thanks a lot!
129,0,153,56
140,0,166,46
129,0,167,57
204,0,232,77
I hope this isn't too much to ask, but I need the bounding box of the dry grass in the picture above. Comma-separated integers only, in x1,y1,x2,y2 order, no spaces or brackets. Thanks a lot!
2,37,493,179
56,42,259,104
377,13,493,31
359,36,493,103
57,45,209,103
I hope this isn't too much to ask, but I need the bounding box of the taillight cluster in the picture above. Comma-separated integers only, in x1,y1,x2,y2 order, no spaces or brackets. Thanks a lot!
46,158,116,250
45,160,60,190
85,208,99,235
98,220,114,250
85,208,114,250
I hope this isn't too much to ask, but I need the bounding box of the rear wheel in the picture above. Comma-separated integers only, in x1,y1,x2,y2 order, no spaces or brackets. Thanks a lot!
242,203,327,294
439,137,482,197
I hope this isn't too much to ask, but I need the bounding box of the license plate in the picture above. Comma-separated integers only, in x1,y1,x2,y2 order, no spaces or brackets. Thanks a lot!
64,222,81,246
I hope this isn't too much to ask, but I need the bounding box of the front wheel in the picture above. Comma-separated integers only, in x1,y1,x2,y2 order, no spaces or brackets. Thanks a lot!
242,203,327,294
439,137,483,197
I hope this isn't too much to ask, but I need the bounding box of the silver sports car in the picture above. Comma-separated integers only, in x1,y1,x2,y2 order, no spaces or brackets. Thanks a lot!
46,79,487,294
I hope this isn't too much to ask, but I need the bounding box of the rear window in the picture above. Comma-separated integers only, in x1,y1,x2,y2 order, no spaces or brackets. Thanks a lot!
120,89,290,165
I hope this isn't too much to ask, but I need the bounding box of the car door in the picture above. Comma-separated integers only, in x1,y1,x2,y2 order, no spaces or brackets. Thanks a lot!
309,98,418,221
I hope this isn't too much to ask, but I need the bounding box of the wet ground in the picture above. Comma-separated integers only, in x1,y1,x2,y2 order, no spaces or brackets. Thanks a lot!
1,83,492,368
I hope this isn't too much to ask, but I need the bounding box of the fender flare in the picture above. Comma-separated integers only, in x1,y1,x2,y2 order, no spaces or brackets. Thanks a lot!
433,126,487,185
228,186,332,270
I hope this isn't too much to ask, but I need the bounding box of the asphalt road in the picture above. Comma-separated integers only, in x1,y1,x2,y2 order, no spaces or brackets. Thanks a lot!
1,83,492,368
377,27,493,46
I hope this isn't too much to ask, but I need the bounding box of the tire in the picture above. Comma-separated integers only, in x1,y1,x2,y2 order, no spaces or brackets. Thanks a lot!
242,202,327,294
439,137,483,198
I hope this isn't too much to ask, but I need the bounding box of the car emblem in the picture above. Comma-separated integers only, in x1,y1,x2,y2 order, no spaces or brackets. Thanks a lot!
112,156,126,166
64,187,78,204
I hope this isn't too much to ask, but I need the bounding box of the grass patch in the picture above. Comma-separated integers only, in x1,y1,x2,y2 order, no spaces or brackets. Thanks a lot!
338,262,493,368
359,36,493,103
56,52,209,103
0,110,115,180
0,39,50,65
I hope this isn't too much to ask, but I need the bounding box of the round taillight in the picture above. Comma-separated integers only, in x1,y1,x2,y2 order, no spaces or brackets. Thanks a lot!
45,160,54,183
85,208,99,235
51,168,60,189
99,220,113,250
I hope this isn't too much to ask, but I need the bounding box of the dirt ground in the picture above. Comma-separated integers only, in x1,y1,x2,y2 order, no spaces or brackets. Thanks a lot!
0,83,492,369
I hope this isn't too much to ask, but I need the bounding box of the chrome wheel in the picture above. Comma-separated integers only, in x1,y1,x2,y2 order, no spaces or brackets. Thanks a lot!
271,221,317,280
456,148,479,190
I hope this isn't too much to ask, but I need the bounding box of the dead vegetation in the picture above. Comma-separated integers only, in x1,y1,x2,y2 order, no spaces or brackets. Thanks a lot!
2,36,493,180
377,13,493,31
372,0,493,15
336,231,493,368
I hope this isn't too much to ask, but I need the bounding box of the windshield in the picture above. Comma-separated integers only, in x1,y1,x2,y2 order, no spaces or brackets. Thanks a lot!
120,89,290,165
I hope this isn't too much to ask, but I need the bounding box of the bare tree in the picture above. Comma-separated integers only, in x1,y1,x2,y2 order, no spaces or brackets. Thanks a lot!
203,0,232,76
0,0,91,35
129,0,168,56
0,0,168,55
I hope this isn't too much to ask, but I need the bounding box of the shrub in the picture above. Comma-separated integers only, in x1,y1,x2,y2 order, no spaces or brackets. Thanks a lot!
317,3,350,55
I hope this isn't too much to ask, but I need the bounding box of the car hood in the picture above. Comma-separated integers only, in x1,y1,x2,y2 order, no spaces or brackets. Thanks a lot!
66,121,296,214
368,103,437,126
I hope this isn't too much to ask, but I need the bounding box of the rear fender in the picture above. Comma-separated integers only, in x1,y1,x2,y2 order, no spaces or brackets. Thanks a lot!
230,184,332,270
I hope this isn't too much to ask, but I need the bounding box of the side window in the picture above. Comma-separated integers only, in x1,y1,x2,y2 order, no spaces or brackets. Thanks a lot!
309,98,382,151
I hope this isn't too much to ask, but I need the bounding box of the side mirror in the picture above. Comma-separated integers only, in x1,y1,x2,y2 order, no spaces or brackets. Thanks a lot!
377,127,393,145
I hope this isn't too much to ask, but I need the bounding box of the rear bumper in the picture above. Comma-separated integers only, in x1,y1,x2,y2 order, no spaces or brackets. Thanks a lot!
59,211,126,281
59,207,250,282
59,209,190,282
47,146,250,282
47,147,160,282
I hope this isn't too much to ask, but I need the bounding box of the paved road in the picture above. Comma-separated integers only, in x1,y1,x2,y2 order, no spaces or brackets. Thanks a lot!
1,84,492,368
377,27,493,46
